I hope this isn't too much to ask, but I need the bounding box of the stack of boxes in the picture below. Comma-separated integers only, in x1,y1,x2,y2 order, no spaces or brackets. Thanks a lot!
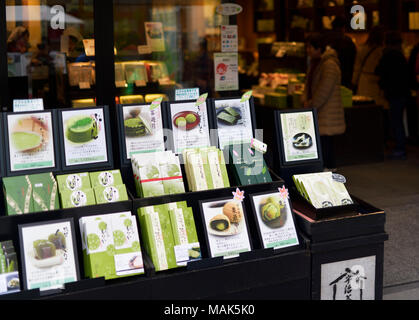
57,169,128,208
228,143,272,185
79,212,144,280
0,241,20,295
131,151,185,198
138,201,201,272
182,147,230,192
3,173,59,215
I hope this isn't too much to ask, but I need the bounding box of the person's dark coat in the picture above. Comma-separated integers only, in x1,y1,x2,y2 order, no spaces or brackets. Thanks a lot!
375,47,410,99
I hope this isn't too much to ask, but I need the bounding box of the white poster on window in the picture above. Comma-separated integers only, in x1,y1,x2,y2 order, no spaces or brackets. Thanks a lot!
214,53,239,91
145,22,165,52
321,255,376,300
221,25,238,52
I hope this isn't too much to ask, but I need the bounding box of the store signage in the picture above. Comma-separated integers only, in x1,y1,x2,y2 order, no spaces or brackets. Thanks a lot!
216,3,243,16
221,25,238,52
175,88,200,101
214,52,239,91
13,98,44,112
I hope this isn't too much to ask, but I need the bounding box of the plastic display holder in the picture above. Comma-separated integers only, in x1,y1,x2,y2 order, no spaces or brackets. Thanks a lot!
3,109,61,177
186,256,224,271
56,105,114,173
273,108,323,187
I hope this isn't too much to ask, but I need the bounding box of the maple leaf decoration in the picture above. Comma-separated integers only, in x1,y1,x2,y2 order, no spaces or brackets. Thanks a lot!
233,188,245,202
278,186,289,200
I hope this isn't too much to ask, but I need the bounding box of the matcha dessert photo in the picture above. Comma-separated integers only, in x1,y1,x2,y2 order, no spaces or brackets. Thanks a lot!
259,195,287,228
11,116,49,152
66,115,99,144
217,106,242,126
173,111,200,130
207,201,244,236
124,108,153,137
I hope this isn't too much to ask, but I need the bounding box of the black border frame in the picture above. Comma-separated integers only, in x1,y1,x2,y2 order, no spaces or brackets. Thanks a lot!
274,108,323,168
210,96,257,150
3,109,60,176
248,189,302,253
164,99,217,154
0,113,5,177
18,217,80,292
56,105,114,172
116,103,167,167
198,196,253,259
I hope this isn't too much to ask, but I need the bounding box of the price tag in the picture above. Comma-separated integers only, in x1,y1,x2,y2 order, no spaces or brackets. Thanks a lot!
115,80,126,88
13,98,44,112
250,138,267,154
175,88,200,101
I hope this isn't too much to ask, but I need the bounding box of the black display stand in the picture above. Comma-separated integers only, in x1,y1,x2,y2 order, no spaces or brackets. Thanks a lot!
292,195,388,300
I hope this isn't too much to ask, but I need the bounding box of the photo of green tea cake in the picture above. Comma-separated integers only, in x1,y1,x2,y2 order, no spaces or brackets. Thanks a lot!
66,115,98,143
11,116,49,152
217,106,242,126
124,108,152,137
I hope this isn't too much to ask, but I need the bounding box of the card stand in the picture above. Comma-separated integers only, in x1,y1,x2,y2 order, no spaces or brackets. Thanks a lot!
39,288,63,297
63,277,106,294
0,288,40,300
293,194,386,243
186,256,224,271
290,187,359,221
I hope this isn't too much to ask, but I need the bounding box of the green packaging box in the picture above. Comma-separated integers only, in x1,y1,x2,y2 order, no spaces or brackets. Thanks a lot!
28,172,60,212
57,172,91,192
138,205,177,272
83,216,116,279
134,153,165,198
111,213,144,277
158,153,185,195
89,170,124,188
60,188,96,209
3,175,33,215
94,184,129,204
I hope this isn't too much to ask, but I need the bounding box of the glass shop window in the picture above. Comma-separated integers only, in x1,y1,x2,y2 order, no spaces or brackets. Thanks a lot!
113,0,226,103
6,0,96,109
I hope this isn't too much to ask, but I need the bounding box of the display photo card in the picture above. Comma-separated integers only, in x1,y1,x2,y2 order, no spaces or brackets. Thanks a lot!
249,187,300,251
211,96,256,150
275,108,322,166
57,106,113,171
18,218,80,292
117,103,166,166
199,196,252,259
3,110,59,175
166,99,214,154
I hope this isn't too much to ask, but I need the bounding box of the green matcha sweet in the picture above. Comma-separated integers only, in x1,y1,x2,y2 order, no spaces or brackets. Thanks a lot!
3,175,33,215
57,172,91,192
28,172,60,212
89,170,124,188
60,188,96,209
94,184,129,204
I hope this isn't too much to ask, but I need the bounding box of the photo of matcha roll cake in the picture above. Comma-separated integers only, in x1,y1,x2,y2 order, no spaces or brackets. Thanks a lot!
65,115,99,144
124,108,153,137
11,116,49,153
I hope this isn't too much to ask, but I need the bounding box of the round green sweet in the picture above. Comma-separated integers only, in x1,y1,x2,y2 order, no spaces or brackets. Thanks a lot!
261,202,281,222
87,233,100,251
175,117,186,127
185,113,196,123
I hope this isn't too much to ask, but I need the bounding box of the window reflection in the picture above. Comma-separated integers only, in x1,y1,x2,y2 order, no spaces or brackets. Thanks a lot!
6,1,95,109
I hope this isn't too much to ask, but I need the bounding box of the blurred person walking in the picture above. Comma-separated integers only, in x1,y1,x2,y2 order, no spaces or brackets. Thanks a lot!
352,26,387,108
375,31,410,160
327,15,357,90
303,34,346,171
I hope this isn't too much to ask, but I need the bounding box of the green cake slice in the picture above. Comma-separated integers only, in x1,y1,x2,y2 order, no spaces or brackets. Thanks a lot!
217,111,237,125
66,116,98,143
11,131,43,152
